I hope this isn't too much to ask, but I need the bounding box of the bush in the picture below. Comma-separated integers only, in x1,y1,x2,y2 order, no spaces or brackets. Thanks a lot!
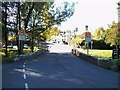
92,40,112,50
77,39,112,50
118,58,120,70
2,56,14,63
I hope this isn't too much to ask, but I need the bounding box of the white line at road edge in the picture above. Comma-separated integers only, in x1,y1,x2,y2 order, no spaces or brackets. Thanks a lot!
25,83,29,90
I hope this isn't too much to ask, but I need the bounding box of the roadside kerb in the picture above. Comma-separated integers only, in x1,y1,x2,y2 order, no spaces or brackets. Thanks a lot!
13,49,46,62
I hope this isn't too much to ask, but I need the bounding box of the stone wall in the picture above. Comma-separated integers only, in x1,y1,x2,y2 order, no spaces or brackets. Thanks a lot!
71,49,118,71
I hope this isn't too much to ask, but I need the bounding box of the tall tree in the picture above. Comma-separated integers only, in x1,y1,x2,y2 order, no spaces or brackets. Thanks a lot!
94,27,105,40
1,1,75,53
105,22,120,46
21,2,75,52
43,27,60,41
2,2,8,57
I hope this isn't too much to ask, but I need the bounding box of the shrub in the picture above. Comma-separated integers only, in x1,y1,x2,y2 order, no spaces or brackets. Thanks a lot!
92,40,112,50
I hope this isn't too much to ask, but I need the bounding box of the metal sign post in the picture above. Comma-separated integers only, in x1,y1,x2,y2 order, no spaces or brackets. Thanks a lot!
18,29,26,54
112,45,119,59
85,29,91,55
112,45,119,70
18,29,26,41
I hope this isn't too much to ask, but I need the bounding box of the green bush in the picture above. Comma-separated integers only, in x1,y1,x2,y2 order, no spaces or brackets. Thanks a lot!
118,58,120,70
92,39,112,50
2,56,14,63
79,39,112,50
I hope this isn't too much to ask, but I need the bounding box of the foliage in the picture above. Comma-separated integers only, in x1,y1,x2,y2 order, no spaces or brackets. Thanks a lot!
1,2,76,54
69,37,84,45
1,48,31,63
94,27,105,40
94,22,120,46
105,22,119,46
43,27,60,41
118,58,120,70
92,39,112,50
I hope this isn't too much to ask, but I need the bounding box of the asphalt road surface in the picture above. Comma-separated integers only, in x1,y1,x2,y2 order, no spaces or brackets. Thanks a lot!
2,43,119,89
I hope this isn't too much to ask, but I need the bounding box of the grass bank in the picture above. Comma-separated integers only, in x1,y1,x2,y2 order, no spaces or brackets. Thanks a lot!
79,49,112,60
1,48,31,63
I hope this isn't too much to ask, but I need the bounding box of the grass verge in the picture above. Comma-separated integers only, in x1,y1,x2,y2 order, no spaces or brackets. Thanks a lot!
79,49,112,60
1,48,31,63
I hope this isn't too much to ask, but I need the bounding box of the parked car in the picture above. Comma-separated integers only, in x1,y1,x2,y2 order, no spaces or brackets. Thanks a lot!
2,44,13,48
24,44,28,49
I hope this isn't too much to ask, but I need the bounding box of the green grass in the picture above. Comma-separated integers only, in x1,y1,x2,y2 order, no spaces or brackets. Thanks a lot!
79,49,112,60
70,38,84,45
1,48,31,63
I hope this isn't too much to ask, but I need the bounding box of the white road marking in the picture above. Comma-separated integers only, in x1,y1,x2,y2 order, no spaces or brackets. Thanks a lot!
24,62,26,65
25,83,28,90
24,74,26,79
23,69,25,73
23,61,28,90
23,65,25,68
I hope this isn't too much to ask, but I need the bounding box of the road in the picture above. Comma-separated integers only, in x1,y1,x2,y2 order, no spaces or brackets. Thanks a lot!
2,43,119,89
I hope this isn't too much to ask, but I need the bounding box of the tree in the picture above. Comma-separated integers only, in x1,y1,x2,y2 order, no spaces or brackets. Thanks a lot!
2,2,8,57
94,27,105,40
21,2,75,52
43,27,60,41
1,1,76,53
105,22,120,46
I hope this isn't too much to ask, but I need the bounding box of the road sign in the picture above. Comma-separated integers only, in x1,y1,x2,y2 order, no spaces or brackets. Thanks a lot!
85,32,91,42
112,45,119,59
18,29,26,41
19,36,26,41
85,38,91,42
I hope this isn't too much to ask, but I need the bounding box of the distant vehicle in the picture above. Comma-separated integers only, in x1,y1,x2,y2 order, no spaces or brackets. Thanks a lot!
7,45,13,48
24,44,28,49
2,44,13,48
13,45,18,50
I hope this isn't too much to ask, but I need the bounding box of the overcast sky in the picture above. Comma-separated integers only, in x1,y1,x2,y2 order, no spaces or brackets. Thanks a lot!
55,0,119,34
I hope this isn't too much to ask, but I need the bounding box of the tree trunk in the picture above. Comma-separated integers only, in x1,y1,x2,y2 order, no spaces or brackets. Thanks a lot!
16,2,20,54
31,34,34,52
4,2,8,57
18,2,23,54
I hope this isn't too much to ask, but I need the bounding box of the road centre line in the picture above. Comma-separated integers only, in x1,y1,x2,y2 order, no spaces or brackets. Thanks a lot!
23,61,28,90
25,83,29,90
24,62,26,65
23,69,25,73
23,64,25,68
23,74,26,79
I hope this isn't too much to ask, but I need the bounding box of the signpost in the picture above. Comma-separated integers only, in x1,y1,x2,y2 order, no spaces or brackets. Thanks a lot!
85,32,91,42
112,45,119,70
18,29,26,54
85,25,91,55
18,29,26,41
112,45,119,59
